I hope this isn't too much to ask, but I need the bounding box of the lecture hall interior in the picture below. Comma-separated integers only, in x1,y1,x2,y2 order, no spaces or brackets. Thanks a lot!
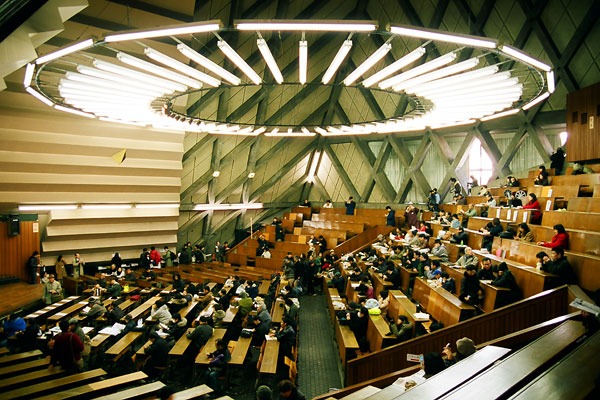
0,0,599,399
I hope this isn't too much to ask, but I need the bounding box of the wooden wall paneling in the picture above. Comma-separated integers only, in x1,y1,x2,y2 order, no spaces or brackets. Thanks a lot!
0,221,40,282
566,82,600,162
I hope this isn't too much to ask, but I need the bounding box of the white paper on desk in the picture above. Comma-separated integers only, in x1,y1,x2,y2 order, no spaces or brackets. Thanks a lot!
49,325,62,334
82,306,91,314
522,211,528,223
156,330,168,338
265,335,277,341
546,200,552,211
82,327,94,334
513,211,518,222
413,312,430,320
99,323,124,336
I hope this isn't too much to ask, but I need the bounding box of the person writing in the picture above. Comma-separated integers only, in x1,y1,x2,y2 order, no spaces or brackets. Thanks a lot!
537,224,569,249
521,193,541,224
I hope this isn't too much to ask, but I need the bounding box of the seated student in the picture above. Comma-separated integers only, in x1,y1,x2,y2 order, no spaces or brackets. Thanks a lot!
522,193,542,224
423,352,446,379
515,222,535,242
481,218,503,252
196,285,214,305
384,264,402,289
356,277,375,299
330,271,345,295
187,316,213,352
540,247,578,285
477,258,495,281
479,185,490,196
459,265,483,306
377,290,390,318
443,337,476,367
123,268,137,282
142,267,156,281
106,277,122,298
274,318,296,367
503,176,513,187
388,314,413,342
250,311,271,347
348,306,369,353
206,338,231,389
278,380,306,400
284,297,299,321
106,302,124,324
508,192,523,207
455,194,467,205
572,162,594,175
82,297,106,320
142,331,169,379
425,260,442,280
485,193,497,207
164,313,187,344
460,203,478,222
236,291,253,317
411,253,431,278
455,247,478,268
491,262,521,306
534,165,550,186
414,234,429,250
171,274,185,292
510,176,520,187
450,214,461,229
440,272,456,294
1,313,26,347
322,199,333,208
430,239,449,262
450,227,469,245
150,300,172,325
537,224,569,249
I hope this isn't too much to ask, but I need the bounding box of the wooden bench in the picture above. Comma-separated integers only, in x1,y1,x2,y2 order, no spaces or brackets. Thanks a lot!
440,320,586,400
518,223,600,256
195,328,227,364
24,296,81,322
169,384,213,400
0,357,50,379
229,336,252,366
507,329,600,400
105,332,142,362
0,368,106,400
441,265,510,312
566,197,600,213
125,296,160,321
368,270,394,298
258,339,280,375
46,300,89,324
0,350,42,367
397,345,511,399
311,213,387,227
293,226,347,242
0,367,64,391
34,371,147,400
303,220,365,236
93,381,165,400
467,216,510,232
367,315,397,351
526,184,581,199
412,278,476,327
335,320,359,366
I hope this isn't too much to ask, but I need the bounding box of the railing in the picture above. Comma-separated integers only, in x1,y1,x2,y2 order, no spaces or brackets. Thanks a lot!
333,225,395,256
345,285,569,385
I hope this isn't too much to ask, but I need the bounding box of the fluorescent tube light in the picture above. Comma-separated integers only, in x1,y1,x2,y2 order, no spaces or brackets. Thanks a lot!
81,204,133,210
407,65,499,94
522,92,550,110
93,59,187,92
176,43,240,85
389,26,496,49
499,45,552,72
547,70,555,93
144,47,220,87
257,38,284,83
235,20,377,32
194,203,264,211
253,127,267,135
19,204,78,211
77,65,176,94
35,39,94,64
54,105,95,118
343,42,391,85
480,108,520,121
393,57,480,91
25,87,54,106
322,40,352,84
217,40,262,85
98,117,148,126
23,63,35,87
63,73,166,97
116,52,202,89
362,47,426,87
104,21,221,42
299,40,308,84
379,52,457,89
135,203,180,209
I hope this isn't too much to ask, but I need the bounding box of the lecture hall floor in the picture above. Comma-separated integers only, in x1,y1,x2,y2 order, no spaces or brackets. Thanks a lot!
0,282,44,316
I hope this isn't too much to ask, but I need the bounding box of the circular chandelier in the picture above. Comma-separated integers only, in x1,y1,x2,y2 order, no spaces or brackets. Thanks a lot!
26,20,554,137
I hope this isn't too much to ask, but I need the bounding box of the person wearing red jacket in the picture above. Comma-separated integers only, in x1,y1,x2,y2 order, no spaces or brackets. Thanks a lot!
149,246,161,266
522,193,541,224
537,224,569,249
49,320,84,372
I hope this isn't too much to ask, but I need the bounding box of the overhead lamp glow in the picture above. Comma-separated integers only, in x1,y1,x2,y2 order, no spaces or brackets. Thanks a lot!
343,42,391,86
480,108,520,121
217,40,261,85
393,57,480,91
135,203,180,209
92,59,187,92
212,171,220,177
54,105,95,118
248,172,256,178
63,73,166,98
407,65,499,94
307,151,321,183
322,40,352,84
116,52,202,89
379,52,457,89
194,203,263,211
25,87,53,106
81,204,133,210
144,47,220,87
77,65,175,95
547,70,555,93
362,47,426,87
23,63,35,88
389,26,496,49
299,40,308,84
35,39,94,64
104,21,221,42
499,45,552,72
235,20,377,32
257,38,284,84
176,43,240,85
522,92,550,110
18,204,78,211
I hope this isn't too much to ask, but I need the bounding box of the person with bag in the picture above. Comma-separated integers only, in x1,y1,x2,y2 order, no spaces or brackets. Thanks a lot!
49,320,84,373
42,274,62,305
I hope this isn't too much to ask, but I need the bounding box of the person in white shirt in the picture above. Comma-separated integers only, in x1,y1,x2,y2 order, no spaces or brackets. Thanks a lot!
262,249,271,258
322,200,333,208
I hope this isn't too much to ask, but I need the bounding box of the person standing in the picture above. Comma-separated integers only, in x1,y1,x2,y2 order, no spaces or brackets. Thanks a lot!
345,196,356,215
449,178,463,197
27,251,41,284
149,246,161,266
163,246,174,267
43,274,62,305
215,241,225,262
404,204,418,229
385,206,396,227
72,253,85,279
49,320,84,373
55,255,67,282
